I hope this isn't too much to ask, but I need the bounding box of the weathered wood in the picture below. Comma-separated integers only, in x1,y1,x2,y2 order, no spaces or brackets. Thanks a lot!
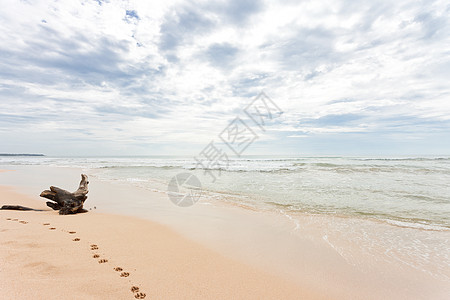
39,174,89,215
0,205,42,211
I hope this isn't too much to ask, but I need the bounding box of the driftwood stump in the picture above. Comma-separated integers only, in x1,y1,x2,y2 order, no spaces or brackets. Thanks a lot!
40,174,89,215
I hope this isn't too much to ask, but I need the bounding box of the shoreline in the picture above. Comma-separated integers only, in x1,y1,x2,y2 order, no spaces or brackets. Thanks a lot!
211,193,450,232
1,166,449,299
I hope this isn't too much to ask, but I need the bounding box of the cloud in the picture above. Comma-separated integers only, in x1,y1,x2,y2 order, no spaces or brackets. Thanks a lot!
0,0,449,155
158,5,216,54
204,43,239,69
206,0,263,25
125,10,140,22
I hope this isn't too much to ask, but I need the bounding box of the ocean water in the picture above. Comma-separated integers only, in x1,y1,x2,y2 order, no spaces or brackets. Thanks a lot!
1,155,450,230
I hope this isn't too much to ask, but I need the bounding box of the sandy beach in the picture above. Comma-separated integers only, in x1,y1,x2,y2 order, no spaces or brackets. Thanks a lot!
0,182,317,299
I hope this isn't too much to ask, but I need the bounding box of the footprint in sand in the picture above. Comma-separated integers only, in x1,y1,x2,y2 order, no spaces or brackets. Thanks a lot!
93,254,100,258
49,227,56,230
90,244,99,250
19,221,28,224
43,223,50,226
73,238,80,242
114,267,123,272
120,272,130,277
6,218,11,220
134,292,146,299
131,286,139,293
98,259,108,264
12,219,18,221
68,231,76,234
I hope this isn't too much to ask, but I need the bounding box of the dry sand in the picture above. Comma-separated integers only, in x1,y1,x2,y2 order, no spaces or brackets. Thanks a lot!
0,184,320,300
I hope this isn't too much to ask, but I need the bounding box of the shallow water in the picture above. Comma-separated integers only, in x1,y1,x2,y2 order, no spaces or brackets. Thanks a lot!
3,155,449,230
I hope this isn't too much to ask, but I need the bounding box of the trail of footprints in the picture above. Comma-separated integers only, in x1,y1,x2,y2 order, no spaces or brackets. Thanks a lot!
4,217,146,299
131,286,146,299
90,244,146,299
6,218,27,224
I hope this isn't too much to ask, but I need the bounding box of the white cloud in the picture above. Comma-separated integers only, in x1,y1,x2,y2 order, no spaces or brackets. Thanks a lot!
0,0,449,155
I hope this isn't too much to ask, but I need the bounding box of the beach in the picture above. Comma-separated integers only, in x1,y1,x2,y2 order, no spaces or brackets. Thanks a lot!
1,165,450,299
0,182,315,299
2,0,449,298
2,0,450,297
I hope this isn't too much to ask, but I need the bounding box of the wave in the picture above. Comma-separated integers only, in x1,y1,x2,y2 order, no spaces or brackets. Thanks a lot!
261,200,450,231
2,155,450,173
99,165,183,170
353,157,450,162
264,201,294,208
383,219,450,231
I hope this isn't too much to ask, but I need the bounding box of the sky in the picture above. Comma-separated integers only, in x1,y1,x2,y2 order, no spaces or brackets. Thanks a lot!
0,0,449,156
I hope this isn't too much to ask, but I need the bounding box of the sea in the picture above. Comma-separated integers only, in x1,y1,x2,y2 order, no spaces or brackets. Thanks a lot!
1,155,449,231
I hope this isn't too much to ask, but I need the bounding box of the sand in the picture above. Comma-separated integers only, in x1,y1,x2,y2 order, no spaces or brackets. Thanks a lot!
0,184,319,300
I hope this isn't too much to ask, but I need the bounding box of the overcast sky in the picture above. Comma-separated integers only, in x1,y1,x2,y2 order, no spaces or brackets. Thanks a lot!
0,0,449,156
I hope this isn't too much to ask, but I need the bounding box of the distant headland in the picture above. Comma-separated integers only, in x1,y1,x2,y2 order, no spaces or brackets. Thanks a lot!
0,154,45,156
